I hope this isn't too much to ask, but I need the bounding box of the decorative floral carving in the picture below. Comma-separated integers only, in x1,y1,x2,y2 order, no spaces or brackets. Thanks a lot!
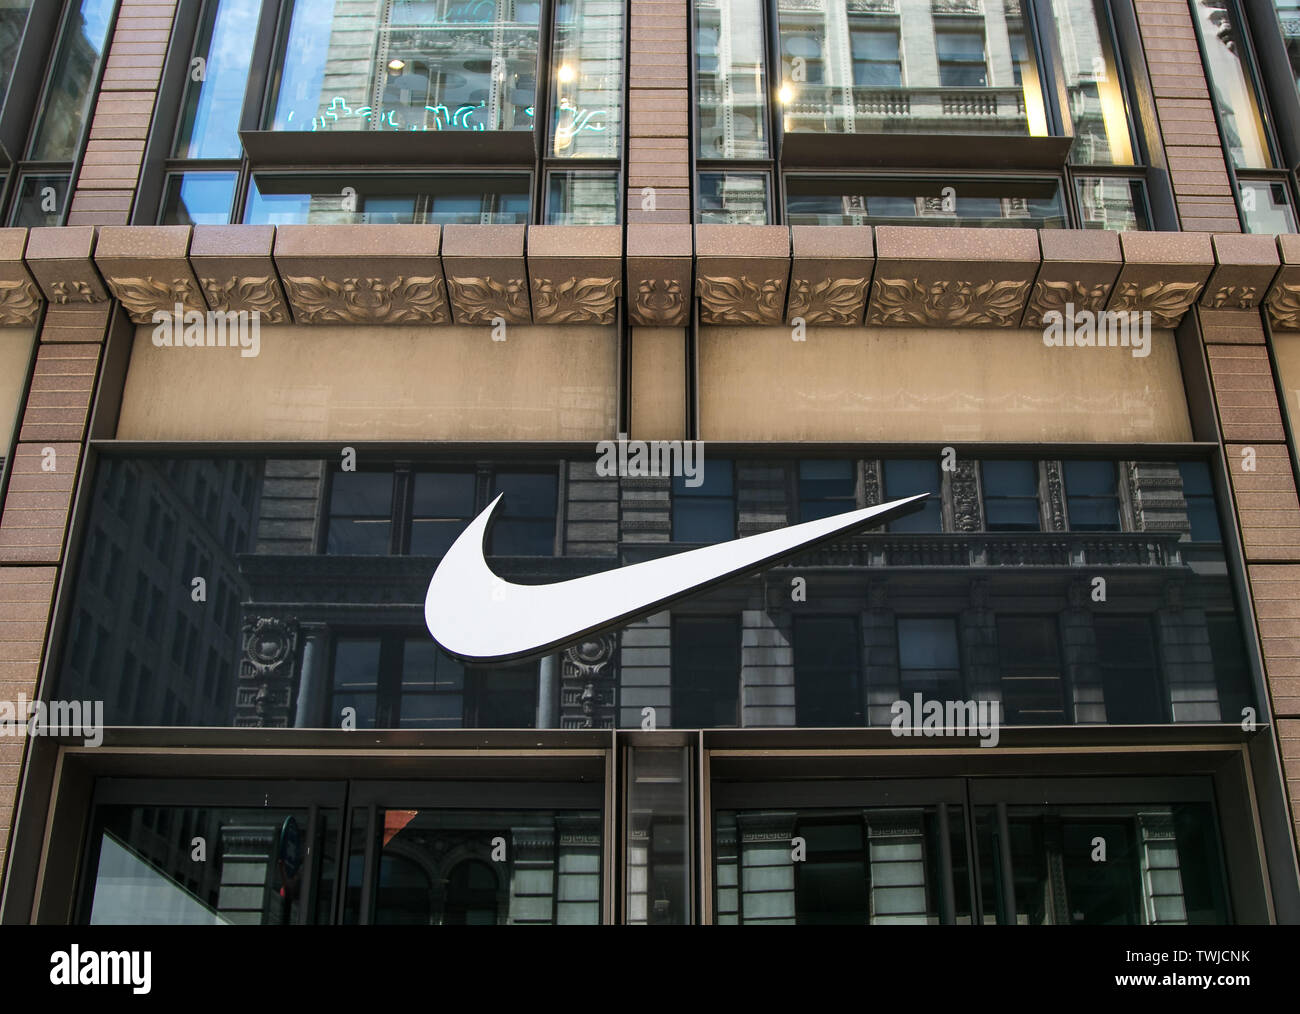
1108,279,1205,328
631,279,686,325
107,276,199,321
0,279,42,325
1201,284,1260,310
48,279,98,304
446,276,531,324
200,276,288,323
283,275,450,324
1044,461,1066,532
786,276,869,325
531,276,618,324
1026,278,1112,321
867,277,1031,327
951,459,981,532
697,275,785,324
1267,282,1300,330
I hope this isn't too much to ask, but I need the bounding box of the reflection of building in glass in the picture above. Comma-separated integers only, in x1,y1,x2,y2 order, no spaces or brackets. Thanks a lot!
58,459,256,726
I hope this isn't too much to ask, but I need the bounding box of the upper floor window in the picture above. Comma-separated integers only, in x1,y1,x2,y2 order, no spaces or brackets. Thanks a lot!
672,615,740,727
1191,0,1298,231
794,615,862,725
982,460,1041,532
1063,460,1120,532
6,0,119,227
883,459,941,533
797,460,856,521
153,0,624,225
695,0,1148,229
672,460,736,542
324,466,556,556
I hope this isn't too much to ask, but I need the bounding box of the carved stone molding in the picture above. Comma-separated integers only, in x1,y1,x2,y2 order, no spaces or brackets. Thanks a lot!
237,615,299,728
1201,284,1259,310
786,276,870,325
1044,461,1066,531
631,279,686,325
561,633,617,729
951,459,981,532
530,275,618,324
1106,278,1205,329
200,275,289,323
867,277,1032,327
1025,278,1112,322
1266,281,1300,330
697,274,786,324
445,275,531,324
105,276,202,322
282,274,451,324
0,279,41,325
48,279,98,304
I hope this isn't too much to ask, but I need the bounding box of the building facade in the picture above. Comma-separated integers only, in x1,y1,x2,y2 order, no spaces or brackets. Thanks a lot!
0,0,1299,924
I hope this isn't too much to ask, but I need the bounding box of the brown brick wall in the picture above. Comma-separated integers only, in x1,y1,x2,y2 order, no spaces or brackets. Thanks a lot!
1200,308,1300,859
627,0,691,224
66,0,179,226
1133,0,1241,232
0,2,176,899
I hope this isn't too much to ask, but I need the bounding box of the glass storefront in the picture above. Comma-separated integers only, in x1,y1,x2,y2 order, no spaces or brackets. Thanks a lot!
51,452,1256,732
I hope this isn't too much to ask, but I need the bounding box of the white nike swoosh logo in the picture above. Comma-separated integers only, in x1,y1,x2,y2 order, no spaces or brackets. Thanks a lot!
425,492,927,663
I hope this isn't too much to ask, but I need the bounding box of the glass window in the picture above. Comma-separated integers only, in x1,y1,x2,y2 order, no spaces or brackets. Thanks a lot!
545,170,620,224
883,460,940,533
698,171,770,224
1094,617,1163,724
794,616,861,726
1208,614,1253,724
245,173,531,226
471,663,538,726
488,471,557,556
1273,0,1300,95
977,801,1229,924
550,0,623,158
897,617,962,701
1178,462,1220,543
784,176,1067,228
717,805,970,925
331,637,382,727
27,0,118,161
83,805,328,925
1074,176,1151,231
997,615,1066,724
0,1,35,102
397,638,464,727
1044,0,1135,165
159,172,238,226
672,460,735,542
1190,0,1273,169
8,172,70,228
268,0,540,134
1237,179,1298,233
798,460,855,521
363,807,600,924
775,0,1041,137
325,472,394,555
695,0,768,157
410,471,476,557
1064,460,1120,532
671,616,740,727
982,460,1040,532
173,0,259,158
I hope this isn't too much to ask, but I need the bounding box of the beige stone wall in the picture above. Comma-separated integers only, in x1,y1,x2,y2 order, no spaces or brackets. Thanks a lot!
699,325,1192,442
115,323,619,441
0,328,35,453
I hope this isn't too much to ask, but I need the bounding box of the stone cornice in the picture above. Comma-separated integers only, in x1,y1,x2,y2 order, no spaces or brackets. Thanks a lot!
6,222,1300,330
